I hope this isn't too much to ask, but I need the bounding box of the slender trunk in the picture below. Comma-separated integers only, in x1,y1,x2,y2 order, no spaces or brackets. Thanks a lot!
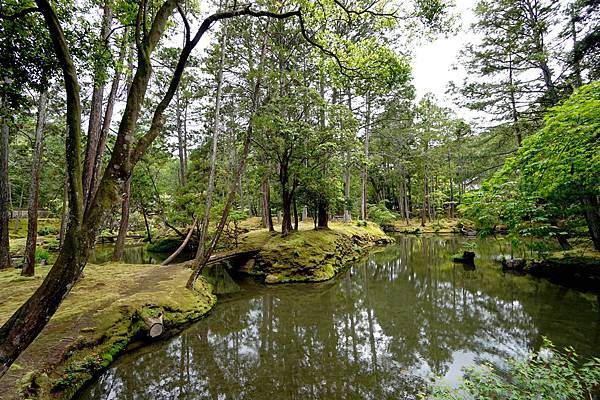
22,91,48,276
421,174,427,227
112,176,131,261
162,218,196,265
196,21,229,260
82,2,112,209
176,91,187,186
361,93,371,220
261,176,273,231
293,194,298,231
0,102,11,269
89,33,128,210
140,201,152,243
582,194,600,251
343,151,351,222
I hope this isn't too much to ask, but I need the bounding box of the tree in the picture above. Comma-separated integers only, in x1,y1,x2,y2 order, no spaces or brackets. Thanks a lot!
463,82,600,250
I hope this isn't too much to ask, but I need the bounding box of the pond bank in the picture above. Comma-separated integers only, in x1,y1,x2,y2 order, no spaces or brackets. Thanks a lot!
0,263,216,399
507,250,600,292
233,221,392,283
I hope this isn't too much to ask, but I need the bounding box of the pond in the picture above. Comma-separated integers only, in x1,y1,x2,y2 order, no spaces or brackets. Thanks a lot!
78,235,600,399
89,244,194,265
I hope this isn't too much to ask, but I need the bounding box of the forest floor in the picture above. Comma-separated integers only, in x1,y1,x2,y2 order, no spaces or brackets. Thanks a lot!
0,263,216,400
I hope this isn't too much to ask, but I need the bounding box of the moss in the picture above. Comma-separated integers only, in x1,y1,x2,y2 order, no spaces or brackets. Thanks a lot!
389,218,460,234
0,262,216,399
237,221,392,284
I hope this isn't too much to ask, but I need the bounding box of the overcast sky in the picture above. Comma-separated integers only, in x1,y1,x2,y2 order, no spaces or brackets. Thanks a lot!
411,0,479,117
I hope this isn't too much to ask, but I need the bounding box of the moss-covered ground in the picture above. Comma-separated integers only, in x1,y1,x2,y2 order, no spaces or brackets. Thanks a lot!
0,263,216,399
235,221,392,283
388,218,461,234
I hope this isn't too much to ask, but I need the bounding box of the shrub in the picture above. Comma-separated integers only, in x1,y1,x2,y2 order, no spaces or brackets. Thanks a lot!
38,225,59,236
35,249,50,264
367,201,398,229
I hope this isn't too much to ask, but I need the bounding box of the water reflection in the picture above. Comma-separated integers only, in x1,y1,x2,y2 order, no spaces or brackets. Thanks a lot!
89,244,193,265
79,236,600,400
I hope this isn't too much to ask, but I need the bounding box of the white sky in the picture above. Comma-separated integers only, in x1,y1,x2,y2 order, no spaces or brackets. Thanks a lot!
411,0,480,119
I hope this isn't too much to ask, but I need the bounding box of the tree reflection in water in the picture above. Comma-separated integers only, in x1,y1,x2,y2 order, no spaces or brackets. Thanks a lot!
79,236,600,400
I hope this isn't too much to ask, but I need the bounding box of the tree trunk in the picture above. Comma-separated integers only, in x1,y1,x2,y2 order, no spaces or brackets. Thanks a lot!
361,93,371,220
162,218,196,265
140,202,152,243
112,176,131,261
281,188,293,237
59,172,69,247
196,20,229,260
88,31,127,210
22,91,48,277
293,194,298,231
343,151,351,222
0,102,11,270
317,198,328,229
582,194,600,251
261,176,274,231
82,2,112,209
176,91,187,186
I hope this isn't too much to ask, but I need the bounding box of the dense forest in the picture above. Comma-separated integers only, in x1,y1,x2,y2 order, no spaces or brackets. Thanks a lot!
0,0,599,398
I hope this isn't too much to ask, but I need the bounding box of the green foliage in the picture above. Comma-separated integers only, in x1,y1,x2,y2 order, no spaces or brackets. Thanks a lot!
34,248,49,263
38,225,59,236
428,339,600,400
462,82,600,247
367,201,398,229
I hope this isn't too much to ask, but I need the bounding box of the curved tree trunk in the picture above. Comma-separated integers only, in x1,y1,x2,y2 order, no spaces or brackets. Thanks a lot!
162,218,196,265
22,91,48,276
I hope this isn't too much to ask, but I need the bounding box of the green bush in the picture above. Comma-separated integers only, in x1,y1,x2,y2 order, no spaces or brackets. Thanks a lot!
38,225,59,236
427,339,600,399
35,249,50,264
367,201,398,229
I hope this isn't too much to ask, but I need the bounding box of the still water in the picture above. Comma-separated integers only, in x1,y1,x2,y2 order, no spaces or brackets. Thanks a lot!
79,235,600,399
89,244,193,265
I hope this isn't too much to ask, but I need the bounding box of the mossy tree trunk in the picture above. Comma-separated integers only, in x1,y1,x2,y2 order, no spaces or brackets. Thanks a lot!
22,90,48,276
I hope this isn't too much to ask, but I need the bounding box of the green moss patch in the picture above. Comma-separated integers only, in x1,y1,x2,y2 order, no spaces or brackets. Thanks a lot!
237,221,392,283
0,262,216,399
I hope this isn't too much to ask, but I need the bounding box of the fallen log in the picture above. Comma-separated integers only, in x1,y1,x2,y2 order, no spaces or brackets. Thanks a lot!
143,313,164,338
161,218,197,266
